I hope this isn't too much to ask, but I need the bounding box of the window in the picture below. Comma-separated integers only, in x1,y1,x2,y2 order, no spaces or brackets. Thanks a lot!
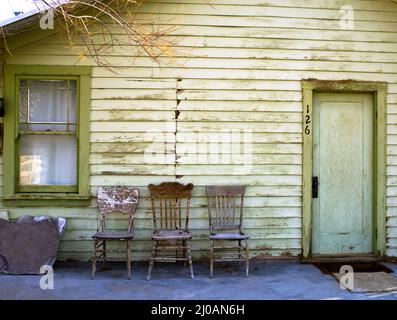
19,79,78,191
3,65,91,202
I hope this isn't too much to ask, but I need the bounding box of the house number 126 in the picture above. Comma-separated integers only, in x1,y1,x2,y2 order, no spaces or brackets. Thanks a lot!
305,105,311,135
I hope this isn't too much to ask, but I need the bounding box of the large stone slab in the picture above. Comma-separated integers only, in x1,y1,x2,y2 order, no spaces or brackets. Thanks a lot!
0,216,66,275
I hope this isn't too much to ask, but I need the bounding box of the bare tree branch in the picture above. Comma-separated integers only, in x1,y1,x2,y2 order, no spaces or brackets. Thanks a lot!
1,0,181,68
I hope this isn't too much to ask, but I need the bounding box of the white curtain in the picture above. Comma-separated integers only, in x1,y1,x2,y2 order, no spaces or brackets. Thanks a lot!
19,135,77,185
19,80,77,186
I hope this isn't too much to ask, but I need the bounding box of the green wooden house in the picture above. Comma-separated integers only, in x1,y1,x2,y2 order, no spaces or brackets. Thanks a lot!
1,0,397,262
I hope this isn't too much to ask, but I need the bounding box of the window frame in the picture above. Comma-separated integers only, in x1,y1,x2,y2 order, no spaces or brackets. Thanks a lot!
3,65,91,204
17,75,79,193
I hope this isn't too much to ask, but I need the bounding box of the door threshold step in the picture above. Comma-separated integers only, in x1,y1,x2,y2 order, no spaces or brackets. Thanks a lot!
302,255,379,264
313,261,393,274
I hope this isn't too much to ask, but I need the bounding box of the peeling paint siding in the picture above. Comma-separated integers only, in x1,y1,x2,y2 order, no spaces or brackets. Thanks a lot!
0,53,3,180
0,56,3,101
2,0,397,260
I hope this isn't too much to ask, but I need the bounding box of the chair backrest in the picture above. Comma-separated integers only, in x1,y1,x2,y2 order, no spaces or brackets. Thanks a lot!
206,185,246,234
97,186,140,233
148,182,194,231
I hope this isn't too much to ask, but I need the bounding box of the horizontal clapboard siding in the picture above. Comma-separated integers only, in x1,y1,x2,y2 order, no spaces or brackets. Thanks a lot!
0,57,3,200
2,0,397,260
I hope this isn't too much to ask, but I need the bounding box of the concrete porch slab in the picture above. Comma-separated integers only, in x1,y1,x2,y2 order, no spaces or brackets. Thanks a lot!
1,260,397,300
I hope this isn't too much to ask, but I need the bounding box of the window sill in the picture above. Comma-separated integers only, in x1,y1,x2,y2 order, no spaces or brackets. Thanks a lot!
2,193,91,207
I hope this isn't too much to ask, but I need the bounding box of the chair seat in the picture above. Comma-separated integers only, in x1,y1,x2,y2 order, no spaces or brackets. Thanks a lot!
93,231,134,240
152,230,192,240
209,233,250,240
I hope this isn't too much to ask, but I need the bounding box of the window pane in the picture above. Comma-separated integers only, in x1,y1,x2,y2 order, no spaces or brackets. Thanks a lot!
19,87,28,123
24,80,68,123
69,87,77,123
19,135,77,186
19,79,77,132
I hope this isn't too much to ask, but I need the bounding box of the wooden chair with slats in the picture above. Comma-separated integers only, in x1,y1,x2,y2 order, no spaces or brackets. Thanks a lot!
147,182,194,280
206,185,250,278
91,186,139,280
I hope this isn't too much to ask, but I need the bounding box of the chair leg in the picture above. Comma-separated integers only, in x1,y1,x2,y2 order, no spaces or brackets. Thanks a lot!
175,240,178,261
238,240,241,259
245,239,250,277
91,239,98,279
210,240,214,278
102,241,107,266
127,240,132,280
147,240,158,281
186,240,194,279
154,240,159,258
183,240,187,266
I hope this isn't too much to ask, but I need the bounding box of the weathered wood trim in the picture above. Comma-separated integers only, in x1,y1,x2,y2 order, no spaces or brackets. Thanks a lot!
301,254,379,264
2,199,91,207
301,79,387,259
2,27,55,52
376,85,387,256
4,65,92,76
3,66,17,197
19,185,78,193
78,74,91,197
302,86,313,258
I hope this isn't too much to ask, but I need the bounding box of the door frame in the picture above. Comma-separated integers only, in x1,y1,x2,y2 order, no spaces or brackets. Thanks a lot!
301,80,387,259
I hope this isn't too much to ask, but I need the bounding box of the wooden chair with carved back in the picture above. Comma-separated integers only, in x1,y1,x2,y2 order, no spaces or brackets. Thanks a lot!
147,182,194,280
91,186,140,280
206,185,250,278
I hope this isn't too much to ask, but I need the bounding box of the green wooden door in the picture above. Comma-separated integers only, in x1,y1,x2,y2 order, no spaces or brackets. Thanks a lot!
312,92,374,255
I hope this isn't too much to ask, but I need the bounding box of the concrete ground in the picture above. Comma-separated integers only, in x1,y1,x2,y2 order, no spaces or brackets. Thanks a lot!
1,260,397,300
